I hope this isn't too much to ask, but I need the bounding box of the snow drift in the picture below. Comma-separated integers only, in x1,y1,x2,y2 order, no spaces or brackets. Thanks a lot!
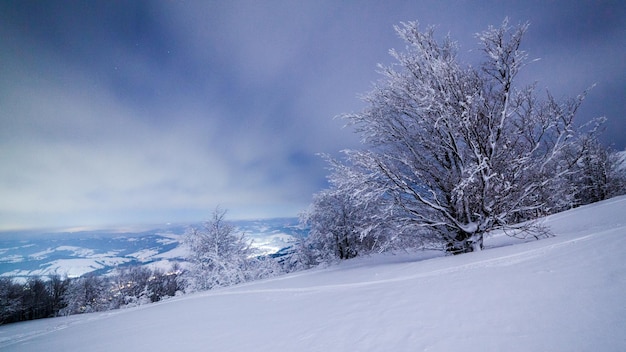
1,196,625,351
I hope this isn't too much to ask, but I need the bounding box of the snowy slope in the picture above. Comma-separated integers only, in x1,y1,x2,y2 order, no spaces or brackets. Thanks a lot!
1,197,625,352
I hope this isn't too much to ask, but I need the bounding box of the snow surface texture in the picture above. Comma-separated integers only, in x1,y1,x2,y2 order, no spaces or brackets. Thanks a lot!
1,197,625,351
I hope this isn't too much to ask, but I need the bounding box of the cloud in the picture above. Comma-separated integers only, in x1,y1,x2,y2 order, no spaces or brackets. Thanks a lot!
1,0,624,230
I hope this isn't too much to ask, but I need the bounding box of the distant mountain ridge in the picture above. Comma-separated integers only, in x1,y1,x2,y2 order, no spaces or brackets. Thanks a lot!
0,218,304,280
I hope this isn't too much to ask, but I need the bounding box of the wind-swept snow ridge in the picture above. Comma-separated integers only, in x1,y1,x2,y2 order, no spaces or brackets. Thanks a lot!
1,196,625,352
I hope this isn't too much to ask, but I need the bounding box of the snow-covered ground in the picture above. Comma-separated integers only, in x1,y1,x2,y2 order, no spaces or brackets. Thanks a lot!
1,196,625,351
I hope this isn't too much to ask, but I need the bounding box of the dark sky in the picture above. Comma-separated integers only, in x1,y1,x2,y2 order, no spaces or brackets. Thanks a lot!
1,0,624,230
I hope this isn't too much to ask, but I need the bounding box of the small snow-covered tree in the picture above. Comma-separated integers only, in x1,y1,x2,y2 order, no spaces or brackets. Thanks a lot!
608,150,626,196
61,275,109,315
333,19,602,254
0,278,23,324
147,265,183,302
182,207,253,292
247,255,284,280
283,234,318,271
301,156,412,263
304,188,361,261
110,266,153,308
572,138,626,204
48,274,69,316
21,277,51,320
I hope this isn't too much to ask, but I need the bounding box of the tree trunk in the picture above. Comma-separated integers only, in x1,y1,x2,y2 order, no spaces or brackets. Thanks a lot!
446,232,484,254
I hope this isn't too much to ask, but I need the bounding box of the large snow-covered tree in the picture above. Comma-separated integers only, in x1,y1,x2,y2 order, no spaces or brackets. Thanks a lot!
332,19,601,254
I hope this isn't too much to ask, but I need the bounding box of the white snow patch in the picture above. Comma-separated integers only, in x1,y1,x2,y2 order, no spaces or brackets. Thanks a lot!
152,244,189,260
0,254,23,263
127,249,159,262
28,248,56,260
55,246,96,257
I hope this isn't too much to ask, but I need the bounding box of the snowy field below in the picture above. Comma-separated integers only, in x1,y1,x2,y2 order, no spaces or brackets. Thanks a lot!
1,196,625,351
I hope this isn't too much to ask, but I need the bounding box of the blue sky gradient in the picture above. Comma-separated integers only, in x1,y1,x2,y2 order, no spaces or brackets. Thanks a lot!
1,0,624,230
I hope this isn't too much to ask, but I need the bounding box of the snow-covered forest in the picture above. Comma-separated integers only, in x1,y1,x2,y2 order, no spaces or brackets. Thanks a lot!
1,20,625,349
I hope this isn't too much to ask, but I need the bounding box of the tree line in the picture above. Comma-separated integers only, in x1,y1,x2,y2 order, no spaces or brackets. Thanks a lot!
0,265,183,325
0,207,288,325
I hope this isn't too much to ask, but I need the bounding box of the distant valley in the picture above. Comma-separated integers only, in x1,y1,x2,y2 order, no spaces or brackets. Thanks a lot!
0,218,305,280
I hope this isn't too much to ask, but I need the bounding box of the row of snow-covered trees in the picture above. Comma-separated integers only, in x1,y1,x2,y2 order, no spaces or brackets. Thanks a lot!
299,19,626,261
61,264,183,315
0,265,183,325
0,276,67,324
0,208,286,325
